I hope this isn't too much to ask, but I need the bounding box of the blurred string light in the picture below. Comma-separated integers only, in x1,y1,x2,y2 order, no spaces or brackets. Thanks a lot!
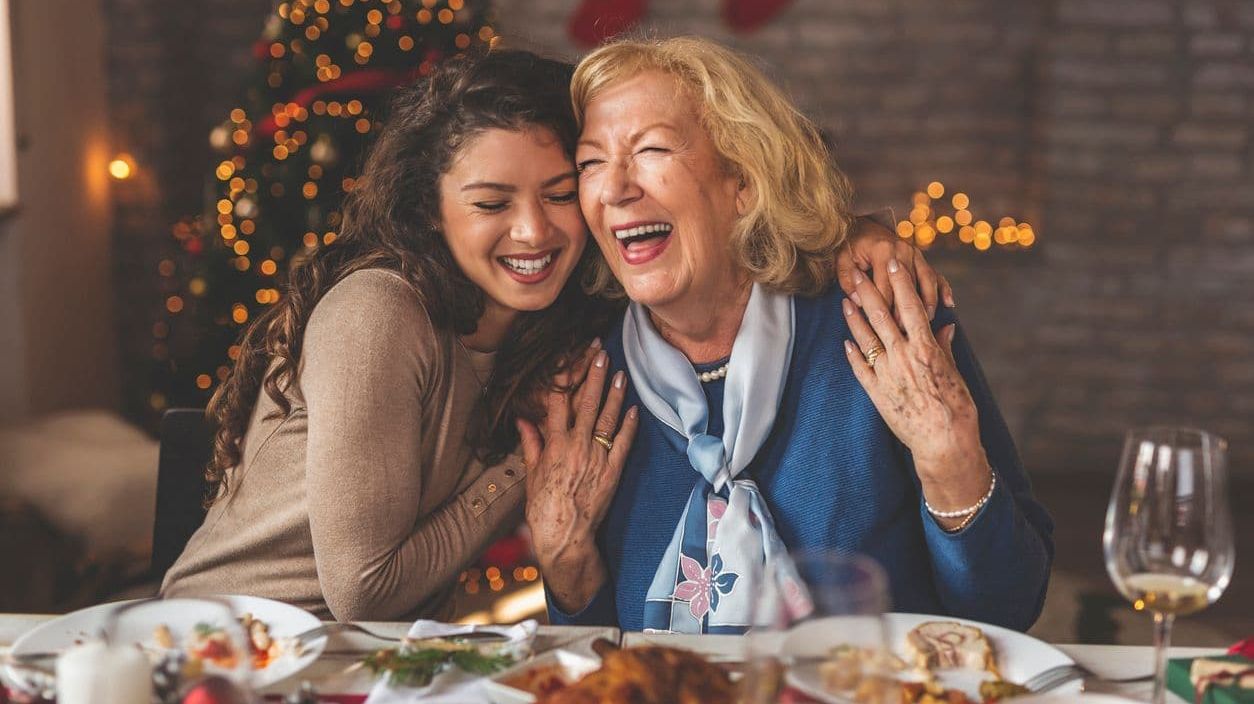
108,153,136,180
896,181,1037,252
150,0,494,413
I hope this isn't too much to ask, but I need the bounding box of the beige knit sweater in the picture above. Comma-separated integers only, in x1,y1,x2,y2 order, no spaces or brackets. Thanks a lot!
161,269,526,621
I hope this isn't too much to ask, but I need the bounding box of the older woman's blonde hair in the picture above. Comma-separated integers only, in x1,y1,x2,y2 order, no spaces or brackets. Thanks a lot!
572,36,854,297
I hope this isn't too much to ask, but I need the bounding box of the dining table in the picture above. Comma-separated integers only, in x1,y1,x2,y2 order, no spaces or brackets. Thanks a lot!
0,611,1226,702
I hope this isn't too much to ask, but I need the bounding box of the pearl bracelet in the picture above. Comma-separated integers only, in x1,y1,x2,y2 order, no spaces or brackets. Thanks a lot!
924,468,997,519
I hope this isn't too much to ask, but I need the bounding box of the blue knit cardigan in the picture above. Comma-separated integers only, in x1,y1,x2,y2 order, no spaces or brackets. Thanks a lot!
549,285,1054,632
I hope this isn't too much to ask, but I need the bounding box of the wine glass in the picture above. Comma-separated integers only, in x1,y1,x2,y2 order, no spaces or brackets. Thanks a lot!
742,551,891,704
1104,426,1235,704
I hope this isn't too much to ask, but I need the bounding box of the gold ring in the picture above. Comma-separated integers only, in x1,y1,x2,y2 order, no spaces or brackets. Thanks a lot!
865,343,885,368
592,433,614,452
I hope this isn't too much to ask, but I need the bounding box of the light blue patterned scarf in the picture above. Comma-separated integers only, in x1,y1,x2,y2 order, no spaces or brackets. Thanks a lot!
625,283,802,633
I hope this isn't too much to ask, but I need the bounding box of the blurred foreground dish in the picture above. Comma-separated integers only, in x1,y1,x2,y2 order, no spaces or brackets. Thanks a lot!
537,645,734,704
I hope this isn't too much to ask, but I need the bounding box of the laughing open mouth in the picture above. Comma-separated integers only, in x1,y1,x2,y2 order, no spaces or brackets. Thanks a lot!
613,222,674,265
614,222,674,250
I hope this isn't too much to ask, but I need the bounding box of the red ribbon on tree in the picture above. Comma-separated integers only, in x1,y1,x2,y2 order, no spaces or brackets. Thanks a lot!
253,68,426,139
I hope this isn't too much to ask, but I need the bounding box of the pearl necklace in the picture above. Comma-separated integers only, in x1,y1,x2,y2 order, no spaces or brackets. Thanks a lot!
698,363,729,383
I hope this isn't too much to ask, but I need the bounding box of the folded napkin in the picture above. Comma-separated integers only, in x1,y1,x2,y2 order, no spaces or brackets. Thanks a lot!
364,620,536,704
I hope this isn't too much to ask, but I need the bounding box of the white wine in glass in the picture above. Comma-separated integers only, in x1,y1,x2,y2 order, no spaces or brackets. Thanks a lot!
1104,427,1234,704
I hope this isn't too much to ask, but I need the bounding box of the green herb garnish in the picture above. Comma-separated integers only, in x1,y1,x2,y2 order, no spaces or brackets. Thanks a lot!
362,645,515,688
193,622,219,636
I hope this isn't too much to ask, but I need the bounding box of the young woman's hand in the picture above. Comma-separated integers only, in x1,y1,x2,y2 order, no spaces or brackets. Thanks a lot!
517,341,639,612
836,215,955,320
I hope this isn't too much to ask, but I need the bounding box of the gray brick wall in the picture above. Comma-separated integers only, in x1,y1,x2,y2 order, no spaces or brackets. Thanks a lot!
103,0,1254,474
103,0,271,419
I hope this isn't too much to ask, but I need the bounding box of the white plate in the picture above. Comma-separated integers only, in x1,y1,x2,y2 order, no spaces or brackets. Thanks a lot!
784,612,1082,703
1013,696,1140,703
5,595,326,693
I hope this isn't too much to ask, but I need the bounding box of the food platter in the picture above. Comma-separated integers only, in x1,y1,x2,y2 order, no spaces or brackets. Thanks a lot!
5,595,325,692
482,648,602,703
784,612,1082,703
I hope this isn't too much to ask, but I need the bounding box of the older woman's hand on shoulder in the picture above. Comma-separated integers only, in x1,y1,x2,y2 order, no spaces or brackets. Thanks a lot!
517,340,639,612
836,215,956,320
842,259,993,532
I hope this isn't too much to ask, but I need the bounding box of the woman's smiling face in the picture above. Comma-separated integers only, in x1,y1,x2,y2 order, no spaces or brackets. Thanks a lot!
438,126,586,314
575,71,748,311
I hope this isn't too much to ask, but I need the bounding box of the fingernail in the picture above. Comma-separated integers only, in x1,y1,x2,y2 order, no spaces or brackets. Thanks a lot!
844,340,855,355
926,304,936,320
850,290,863,306
853,270,865,285
628,406,638,419
590,337,602,350
595,351,607,368
888,258,900,273
946,291,957,307
842,299,854,316
613,371,625,388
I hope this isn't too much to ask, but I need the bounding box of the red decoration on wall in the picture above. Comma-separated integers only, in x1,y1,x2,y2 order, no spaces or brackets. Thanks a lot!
722,0,795,33
568,0,648,47
568,0,795,47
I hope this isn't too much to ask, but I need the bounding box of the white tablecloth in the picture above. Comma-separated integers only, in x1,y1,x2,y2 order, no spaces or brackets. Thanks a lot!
0,612,1225,701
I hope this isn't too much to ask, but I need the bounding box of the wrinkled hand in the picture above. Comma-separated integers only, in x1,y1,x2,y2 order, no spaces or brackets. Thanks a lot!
836,215,955,320
842,259,991,518
517,342,639,610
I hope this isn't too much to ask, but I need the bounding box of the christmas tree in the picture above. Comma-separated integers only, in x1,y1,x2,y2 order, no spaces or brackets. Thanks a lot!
150,0,496,414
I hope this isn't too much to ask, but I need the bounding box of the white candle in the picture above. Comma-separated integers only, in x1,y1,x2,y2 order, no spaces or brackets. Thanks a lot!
56,640,152,704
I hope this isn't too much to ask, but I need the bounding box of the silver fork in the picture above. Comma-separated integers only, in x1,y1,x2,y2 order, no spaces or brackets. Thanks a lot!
7,622,506,667
287,622,508,650
1025,662,1154,693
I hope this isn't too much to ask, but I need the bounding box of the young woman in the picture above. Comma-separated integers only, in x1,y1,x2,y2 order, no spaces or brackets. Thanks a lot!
161,49,945,621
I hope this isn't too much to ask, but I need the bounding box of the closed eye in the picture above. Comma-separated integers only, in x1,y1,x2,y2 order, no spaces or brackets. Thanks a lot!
638,146,669,154
473,201,508,212
575,159,603,173
547,191,577,204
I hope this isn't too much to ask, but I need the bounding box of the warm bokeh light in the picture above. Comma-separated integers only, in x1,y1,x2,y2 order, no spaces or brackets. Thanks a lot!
108,154,135,180
915,223,936,246
898,183,1038,252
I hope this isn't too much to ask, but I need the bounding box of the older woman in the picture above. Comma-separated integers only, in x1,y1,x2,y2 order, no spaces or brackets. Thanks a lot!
520,37,1053,633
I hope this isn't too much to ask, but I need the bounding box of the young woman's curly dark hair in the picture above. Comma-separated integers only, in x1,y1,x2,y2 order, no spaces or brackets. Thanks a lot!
203,50,621,505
